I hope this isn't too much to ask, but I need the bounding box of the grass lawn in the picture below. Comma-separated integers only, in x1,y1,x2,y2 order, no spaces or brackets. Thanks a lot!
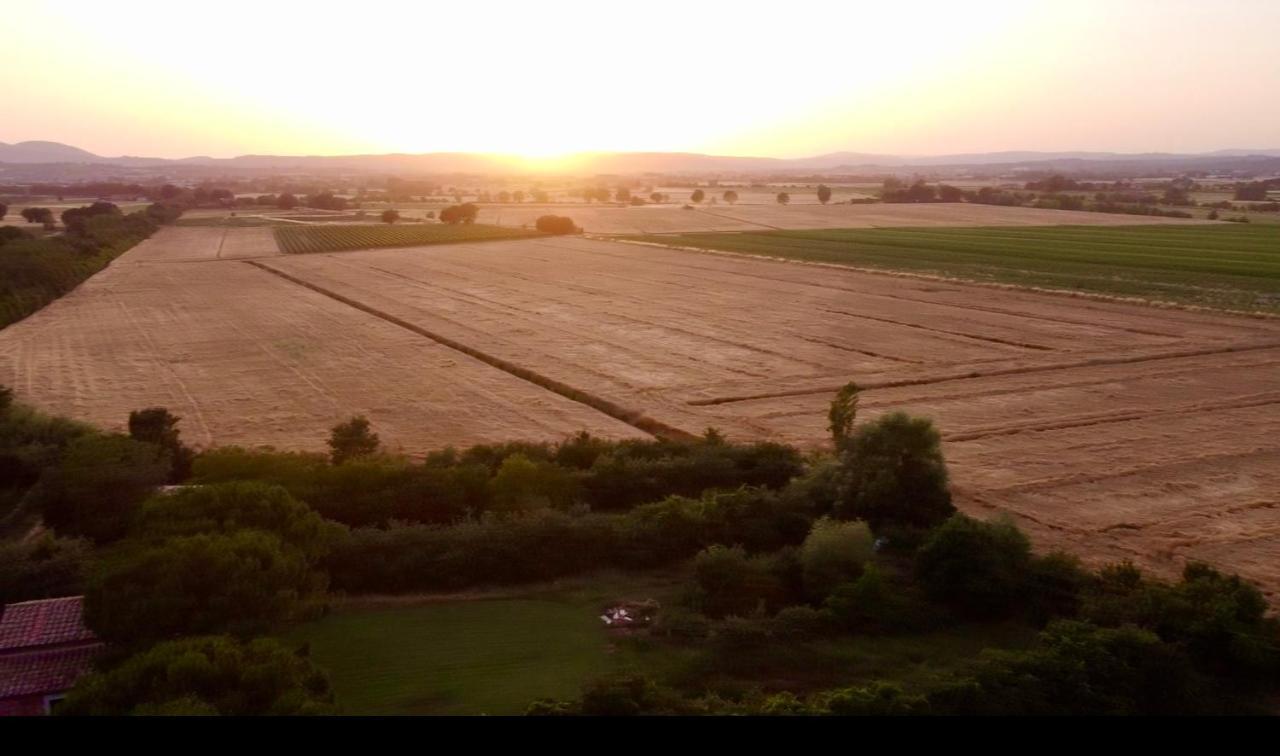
285,570,685,715
626,224,1280,314
273,222,544,254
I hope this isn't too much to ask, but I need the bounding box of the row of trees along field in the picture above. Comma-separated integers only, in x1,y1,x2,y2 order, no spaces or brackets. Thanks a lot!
0,201,184,329
2,380,1278,715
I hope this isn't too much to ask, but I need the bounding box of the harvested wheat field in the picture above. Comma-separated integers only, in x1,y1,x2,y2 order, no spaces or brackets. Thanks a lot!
1,226,1278,594
476,202,1215,235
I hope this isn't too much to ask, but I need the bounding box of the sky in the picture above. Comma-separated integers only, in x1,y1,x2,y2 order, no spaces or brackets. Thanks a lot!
3,0,1278,160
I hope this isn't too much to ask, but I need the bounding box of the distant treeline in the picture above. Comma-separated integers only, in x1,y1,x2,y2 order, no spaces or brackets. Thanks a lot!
0,201,182,328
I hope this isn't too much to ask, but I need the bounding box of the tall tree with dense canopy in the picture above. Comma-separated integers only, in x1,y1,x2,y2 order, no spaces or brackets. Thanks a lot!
722,190,738,205
834,412,953,535
690,189,705,204
776,192,790,205
380,209,400,224
817,184,832,205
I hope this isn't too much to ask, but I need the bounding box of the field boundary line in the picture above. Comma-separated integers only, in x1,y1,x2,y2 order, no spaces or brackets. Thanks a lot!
687,341,1280,406
942,392,1280,442
610,237,1280,321
243,260,694,441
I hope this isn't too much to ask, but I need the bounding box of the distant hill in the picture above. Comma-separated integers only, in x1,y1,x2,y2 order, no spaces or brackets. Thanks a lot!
2,139,1278,176
0,140,107,164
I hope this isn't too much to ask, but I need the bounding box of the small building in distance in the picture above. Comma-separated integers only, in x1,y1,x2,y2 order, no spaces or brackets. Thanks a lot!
0,596,103,716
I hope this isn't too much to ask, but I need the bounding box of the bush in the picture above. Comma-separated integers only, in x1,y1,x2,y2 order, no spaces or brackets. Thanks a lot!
825,563,938,633
34,434,170,543
535,215,578,234
914,514,1031,617
131,481,344,560
816,682,929,715
85,530,324,646
689,545,784,618
0,534,91,604
931,620,1206,715
772,605,832,639
61,636,334,716
799,517,874,600
834,412,953,536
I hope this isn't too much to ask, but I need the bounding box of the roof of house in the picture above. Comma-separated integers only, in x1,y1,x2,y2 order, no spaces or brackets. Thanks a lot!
0,645,102,698
0,596,97,652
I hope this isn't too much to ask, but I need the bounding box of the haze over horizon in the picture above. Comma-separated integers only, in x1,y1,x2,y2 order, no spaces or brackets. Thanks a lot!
4,0,1278,162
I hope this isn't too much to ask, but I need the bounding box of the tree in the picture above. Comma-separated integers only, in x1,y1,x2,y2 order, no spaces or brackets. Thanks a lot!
776,192,790,205
277,193,298,210
834,412,953,534
327,416,380,464
128,407,194,483
35,434,170,543
723,190,738,205
817,185,832,205
380,209,400,224
84,530,322,645
61,636,334,715
615,187,631,202
799,517,874,600
21,207,55,228
690,189,705,204
535,215,578,234
650,192,664,204
497,191,511,203
827,381,860,451
938,184,965,202
513,190,525,203
915,514,1032,616
439,203,478,225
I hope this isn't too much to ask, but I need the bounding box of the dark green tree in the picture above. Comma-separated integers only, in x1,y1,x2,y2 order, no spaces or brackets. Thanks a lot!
327,416,381,465
128,407,194,483
35,434,170,543
817,184,832,204
834,412,953,533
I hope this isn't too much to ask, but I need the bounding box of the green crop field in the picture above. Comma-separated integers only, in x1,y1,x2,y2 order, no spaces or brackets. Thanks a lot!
273,223,544,254
626,224,1280,313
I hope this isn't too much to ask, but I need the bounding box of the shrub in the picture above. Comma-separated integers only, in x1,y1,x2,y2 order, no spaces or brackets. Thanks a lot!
131,481,344,560
799,517,874,600
327,416,380,465
85,530,323,645
825,563,937,633
689,545,784,618
61,636,334,715
772,605,832,640
914,514,1031,617
0,534,91,604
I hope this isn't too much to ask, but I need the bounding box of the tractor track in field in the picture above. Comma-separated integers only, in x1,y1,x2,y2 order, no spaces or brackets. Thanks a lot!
244,260,695,442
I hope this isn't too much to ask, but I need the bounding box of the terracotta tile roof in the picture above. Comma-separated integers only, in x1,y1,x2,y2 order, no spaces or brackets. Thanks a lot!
0,596,97,652
0,644,102,698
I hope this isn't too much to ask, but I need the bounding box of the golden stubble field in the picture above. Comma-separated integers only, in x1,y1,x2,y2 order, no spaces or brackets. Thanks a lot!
1,214,1277,595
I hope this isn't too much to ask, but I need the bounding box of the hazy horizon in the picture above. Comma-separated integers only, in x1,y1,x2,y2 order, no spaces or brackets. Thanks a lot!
4,0,1278,162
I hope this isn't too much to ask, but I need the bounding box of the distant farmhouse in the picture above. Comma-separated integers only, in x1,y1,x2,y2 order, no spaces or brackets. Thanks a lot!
0,596,103,716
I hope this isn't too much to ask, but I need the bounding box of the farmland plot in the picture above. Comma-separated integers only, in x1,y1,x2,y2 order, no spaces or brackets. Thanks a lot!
476,202,1217,235
1,226,1278,595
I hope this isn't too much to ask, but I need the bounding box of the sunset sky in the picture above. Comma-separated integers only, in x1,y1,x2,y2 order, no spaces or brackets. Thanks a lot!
4,0,1277,159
